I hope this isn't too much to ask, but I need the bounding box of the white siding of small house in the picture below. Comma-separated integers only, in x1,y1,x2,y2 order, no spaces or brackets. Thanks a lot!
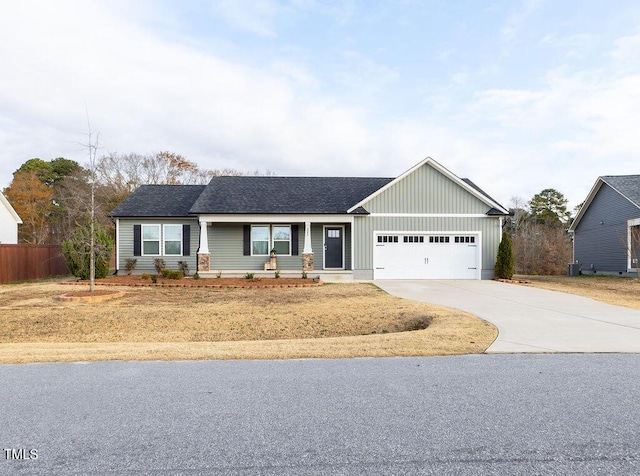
0,193,21,244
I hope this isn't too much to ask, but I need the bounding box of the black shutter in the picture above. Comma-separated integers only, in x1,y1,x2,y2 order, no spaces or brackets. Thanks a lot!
291,225,299,255
133,225,141,256
183,225,191,256
243,225,251,256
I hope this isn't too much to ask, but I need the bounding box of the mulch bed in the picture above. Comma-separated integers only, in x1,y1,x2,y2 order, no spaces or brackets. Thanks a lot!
62,275,323,288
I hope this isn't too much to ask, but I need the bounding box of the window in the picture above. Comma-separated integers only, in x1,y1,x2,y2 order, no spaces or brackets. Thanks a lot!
163,225,182,255
455,236,475,244
377,235,398,243
328,229,340,238
273,225,291,255
251,226,270,255
403,236,425,243
142,225,160,255
429,236,450,244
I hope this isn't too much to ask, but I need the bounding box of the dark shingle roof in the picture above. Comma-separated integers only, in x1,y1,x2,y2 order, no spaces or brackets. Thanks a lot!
110,185,206,217
189,176,394,214
461,178,508,214
601,175,640,209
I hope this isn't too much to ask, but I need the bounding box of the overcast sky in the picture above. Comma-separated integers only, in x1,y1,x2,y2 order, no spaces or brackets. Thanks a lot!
1,0,639,209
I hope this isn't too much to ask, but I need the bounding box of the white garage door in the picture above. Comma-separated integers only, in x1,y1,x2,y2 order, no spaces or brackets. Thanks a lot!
374,233,479,279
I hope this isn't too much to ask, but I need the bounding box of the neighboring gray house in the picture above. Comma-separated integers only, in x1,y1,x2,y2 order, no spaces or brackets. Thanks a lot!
0,192,22,244
569,175,640,275
110,158,508,280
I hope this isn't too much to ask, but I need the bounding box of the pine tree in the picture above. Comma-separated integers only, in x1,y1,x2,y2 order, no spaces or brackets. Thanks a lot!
494,231,515,279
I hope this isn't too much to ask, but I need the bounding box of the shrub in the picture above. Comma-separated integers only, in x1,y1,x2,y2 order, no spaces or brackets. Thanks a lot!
61,222,114,280
274,270,280,278
216,271,222,278
125,258,137,275
141,273,151,281
244,273,254,279
161,269,183,280
151,274,157,284
193,272,200,280
177,260,189,277
495,231,515,279
301,270,308,279
154,258,166,275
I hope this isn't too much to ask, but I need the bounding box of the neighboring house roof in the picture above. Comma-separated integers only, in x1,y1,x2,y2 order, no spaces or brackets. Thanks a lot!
189,176,393,214
110,185,206,217
0,192,22,224
569,175,640,232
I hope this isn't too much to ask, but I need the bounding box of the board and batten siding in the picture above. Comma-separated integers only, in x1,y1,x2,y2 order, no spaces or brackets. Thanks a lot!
118,218,199,273
573,183,640,273
352,216,501,279
207,223,351,271
352,162,502,279
361,163,490,214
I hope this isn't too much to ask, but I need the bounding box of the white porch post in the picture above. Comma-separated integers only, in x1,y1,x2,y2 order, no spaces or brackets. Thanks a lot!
197,220,210,272
302,221,314,271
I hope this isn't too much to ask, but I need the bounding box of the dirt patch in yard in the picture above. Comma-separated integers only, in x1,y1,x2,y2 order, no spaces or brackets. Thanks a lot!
515,275,640,310
0,280,496,363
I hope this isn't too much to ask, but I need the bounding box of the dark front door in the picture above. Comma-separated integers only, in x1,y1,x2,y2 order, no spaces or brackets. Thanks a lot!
324,227,344,269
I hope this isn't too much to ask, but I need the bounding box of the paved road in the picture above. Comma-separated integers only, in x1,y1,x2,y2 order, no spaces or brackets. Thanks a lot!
1,356,640,475
375,280,640,352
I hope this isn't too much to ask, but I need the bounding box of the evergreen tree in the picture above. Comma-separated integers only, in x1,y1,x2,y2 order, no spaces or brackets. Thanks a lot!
62,221,113,280
494,231,515,279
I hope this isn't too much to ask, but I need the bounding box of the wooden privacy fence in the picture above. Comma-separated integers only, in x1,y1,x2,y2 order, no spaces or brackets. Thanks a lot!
0,244,69,284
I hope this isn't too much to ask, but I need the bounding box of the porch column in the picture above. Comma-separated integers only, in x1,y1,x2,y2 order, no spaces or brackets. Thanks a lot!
197,220,210,272
302,221,314,272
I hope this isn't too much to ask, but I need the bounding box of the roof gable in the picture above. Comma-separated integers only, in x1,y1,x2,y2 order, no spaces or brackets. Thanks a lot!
110,185,206,217
189,176,393,215
347,157,508,214
0,193,22,224
569,175,640,232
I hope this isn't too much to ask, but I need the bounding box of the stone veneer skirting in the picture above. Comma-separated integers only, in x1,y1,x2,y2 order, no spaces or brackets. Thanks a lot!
197,253,210,272
302,253,314,272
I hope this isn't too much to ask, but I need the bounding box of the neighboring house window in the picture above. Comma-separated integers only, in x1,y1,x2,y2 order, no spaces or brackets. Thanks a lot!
142,225,160,255
252,225,270,255
272,225,291,255
163,224,182,255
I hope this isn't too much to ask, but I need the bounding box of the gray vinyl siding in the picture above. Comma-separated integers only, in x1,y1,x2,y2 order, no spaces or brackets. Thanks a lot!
353,215,502,277
118,218,199,273
573,184,640,272
353,162,502,279
361,163,489,214
208,222,351,271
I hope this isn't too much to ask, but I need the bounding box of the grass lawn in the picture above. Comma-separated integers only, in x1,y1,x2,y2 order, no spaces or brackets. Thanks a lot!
0,280,496,363
517,274,640,310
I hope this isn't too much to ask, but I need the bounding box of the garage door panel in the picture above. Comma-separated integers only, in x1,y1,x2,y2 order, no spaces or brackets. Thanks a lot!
374,233,479,280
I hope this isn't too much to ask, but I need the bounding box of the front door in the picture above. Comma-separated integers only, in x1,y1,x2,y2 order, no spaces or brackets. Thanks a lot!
324,227,344,269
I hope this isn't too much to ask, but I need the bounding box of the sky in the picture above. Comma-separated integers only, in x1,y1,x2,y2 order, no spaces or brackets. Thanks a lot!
1,0,640,210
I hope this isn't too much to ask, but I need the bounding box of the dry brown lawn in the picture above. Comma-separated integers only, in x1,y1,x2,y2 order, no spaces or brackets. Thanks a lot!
0,280,496,363
516,275,640,310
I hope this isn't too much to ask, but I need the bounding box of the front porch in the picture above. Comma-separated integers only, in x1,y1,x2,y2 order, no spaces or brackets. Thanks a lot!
194,215,354,276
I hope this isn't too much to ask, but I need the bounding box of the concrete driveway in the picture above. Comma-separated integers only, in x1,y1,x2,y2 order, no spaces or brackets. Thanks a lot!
375,280,640,353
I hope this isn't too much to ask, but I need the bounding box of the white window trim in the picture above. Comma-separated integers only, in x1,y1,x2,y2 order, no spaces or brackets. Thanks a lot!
628,218,640,272
163,224,183,256
272,224,292,257
142,224,161,256
250,224,293,257
251,225,270,256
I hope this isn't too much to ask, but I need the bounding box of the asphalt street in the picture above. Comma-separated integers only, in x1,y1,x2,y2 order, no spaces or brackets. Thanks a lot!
1,355,639,475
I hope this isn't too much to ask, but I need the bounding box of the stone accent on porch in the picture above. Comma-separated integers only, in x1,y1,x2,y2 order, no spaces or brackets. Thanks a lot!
302,253,314,272
197,253,210,272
